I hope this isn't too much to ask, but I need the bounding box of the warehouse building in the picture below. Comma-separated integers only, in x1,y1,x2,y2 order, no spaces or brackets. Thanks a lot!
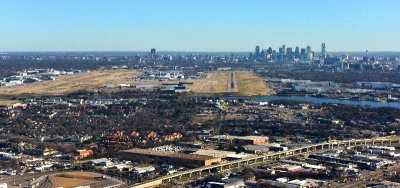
123,148,221,167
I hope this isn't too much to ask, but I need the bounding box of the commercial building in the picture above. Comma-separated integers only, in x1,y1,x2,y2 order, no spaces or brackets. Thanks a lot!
208,135,269,145
123,149,221,167
321,43,326,58
133,166,156,174
243,145,270,154
275,164,303,172
74,149,93,160
354,82,393,89
150,48,156,59
255,46,261,59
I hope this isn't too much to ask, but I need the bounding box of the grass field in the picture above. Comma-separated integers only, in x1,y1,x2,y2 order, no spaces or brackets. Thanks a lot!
189,71,274,96
0,70,273,97
0,69,140,96
236,71,275,96
0,100,20,106
188,71,230,94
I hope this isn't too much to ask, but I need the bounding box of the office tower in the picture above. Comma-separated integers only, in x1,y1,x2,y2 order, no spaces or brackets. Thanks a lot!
306,45,312,60
300,48,306,56
363,50,369,62
306,45,311,54
255,46,260,58
321,43,326,58
272,50,277,60
286,47,293,60
150,48,156,59
295,46,300,58
278,47,285,60
278,47,284,55
267,47,273,55
282,45,286,56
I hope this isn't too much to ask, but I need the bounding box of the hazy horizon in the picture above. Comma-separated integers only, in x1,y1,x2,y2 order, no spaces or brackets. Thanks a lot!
2,51,400,58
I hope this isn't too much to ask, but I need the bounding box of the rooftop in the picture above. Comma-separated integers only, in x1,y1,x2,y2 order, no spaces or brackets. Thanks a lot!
124,148,219,161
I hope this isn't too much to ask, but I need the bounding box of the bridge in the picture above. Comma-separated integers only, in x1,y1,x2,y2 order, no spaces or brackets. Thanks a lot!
131,136,400,188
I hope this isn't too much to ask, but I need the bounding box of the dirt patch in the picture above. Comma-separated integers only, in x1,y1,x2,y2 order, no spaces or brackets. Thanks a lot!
51,172,103,188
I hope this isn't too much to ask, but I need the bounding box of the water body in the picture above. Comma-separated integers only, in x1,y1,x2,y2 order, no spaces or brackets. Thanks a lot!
217,95,400,109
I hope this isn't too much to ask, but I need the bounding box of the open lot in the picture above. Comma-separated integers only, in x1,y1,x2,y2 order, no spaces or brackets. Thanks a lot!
52,176,95,188
50,172,102,188
0,70,141,96
1,171,120,188
0,70,273,97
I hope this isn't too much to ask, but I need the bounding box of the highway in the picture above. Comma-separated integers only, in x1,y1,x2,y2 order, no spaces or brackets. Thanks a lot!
131,136,400,188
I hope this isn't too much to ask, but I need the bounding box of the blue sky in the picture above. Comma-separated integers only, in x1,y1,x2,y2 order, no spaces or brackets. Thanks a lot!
0,0,399,52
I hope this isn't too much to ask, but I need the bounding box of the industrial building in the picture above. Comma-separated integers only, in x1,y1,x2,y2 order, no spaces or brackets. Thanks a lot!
192,149,236,158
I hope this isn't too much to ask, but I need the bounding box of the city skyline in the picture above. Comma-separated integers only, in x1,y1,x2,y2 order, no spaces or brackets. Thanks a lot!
1,0,400,52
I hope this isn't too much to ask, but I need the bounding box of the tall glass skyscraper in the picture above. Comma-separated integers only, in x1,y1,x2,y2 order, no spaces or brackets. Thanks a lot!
321,43,326,58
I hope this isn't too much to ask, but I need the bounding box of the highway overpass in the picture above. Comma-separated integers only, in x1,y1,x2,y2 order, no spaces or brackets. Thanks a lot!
131,136,400,188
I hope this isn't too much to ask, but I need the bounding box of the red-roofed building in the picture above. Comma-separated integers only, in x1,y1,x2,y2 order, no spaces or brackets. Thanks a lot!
147,131,157,139
74,149,93,160
113,131,124,137
130,130,140,137
162,133,183,141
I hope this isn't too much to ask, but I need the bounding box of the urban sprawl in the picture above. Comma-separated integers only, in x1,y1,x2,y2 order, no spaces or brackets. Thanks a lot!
1,44,400,188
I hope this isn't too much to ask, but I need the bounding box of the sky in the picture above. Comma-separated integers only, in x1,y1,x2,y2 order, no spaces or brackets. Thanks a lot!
0,0,399,52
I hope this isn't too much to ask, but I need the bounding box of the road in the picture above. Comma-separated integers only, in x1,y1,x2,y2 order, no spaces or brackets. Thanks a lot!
227,71,238,93
333,163,400,188
0,172,53,188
